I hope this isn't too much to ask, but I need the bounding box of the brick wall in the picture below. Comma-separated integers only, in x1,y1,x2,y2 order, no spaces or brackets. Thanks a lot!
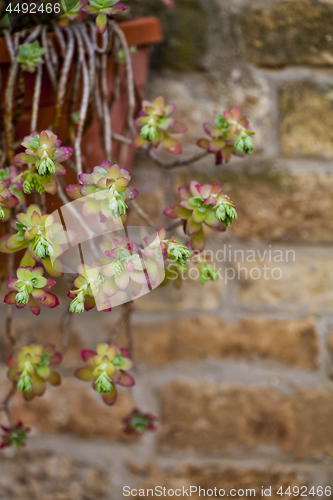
2,0,333,498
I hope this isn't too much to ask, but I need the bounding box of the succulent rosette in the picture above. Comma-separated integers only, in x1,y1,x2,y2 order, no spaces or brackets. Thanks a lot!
100,235,148,297
68,261,112,313
58,0,87,27
0,178,20,220
75,343,135,405
122,408,157,436
83,0,127,34
197,107,254,165
0,166,25,204
66,161,138,222
17,41,45,73
4,266,59,315
6,344,62,401
164,181,237,251
13,130,72,195
135,96,188,155
0,422,30,450
0,204,66,277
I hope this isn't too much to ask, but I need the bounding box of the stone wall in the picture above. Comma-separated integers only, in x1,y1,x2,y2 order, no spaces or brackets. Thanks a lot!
2,0,333,498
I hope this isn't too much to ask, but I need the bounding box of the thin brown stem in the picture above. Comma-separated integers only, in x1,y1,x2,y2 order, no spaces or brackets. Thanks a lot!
73,26,90,176
53,27,75,134
30,65,42,132
101,52,112,161
42,26,58,93
146,148,210,170
107,303,133,344
112,21,136,136
0,384,17,426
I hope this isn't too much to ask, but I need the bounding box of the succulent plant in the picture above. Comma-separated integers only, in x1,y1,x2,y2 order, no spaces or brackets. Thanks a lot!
66,161,138,222
17,41,45,73
75,343,134,405
4,266,59,315
0,204,66,277
0,422,30,450
0,179,20,220
135,96,187,155
68,261,112,313
83,0,127,33
58,0,87,27
6,344,62,401
122,408,157,435
164,181,236,251
197,107,254,165
14,131,72,194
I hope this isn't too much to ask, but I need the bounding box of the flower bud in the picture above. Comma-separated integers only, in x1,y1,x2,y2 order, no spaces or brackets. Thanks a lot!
23,174,45,195
0,206,4,219
108,194,127,218
199,263,219,285
235,133,254,155
36,156,56,177
69,290,86,314
16,286,30,305
32,234,54,259
215,202,237,227
141,124,157,142
17,369,33,393
167,242,191,267
95,371,113,394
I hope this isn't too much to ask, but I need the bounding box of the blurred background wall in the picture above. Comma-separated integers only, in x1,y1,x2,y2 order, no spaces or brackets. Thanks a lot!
2,0,333,498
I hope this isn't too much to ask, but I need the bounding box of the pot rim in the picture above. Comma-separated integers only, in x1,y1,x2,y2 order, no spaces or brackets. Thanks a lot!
0,16,163,64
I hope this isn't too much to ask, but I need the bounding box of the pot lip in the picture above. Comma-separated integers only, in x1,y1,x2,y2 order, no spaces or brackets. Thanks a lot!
0,16,163,64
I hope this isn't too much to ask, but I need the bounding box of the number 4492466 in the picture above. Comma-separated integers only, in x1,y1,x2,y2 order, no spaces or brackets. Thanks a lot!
277,486,331,496
5,3,61,14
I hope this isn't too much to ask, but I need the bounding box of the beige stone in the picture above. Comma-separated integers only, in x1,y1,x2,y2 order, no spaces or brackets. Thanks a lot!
160,381,333,458
134,316,318,370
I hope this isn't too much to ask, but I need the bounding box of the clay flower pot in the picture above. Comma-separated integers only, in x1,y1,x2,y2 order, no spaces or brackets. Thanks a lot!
0,17,163,172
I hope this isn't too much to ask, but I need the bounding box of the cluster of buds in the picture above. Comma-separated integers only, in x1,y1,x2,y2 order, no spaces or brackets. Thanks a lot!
14,130,72,194
135,96,187,155
68,262,112,313
0,422,30,450
66,161,138,221
197,107,254,165
6,344,62,401
164,181,236,251
122,408,157,436
75,343,134,405
4,266,59,315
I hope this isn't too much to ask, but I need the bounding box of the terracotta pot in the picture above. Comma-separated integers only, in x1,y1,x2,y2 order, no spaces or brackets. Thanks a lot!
0,17,163,173
0,18,162,273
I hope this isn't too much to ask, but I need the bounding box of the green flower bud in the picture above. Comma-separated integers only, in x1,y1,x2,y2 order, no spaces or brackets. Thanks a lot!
95,371,113,394
235,133,254,155
199,263,219,285
16,286,30,305
168,242,191,268
0,206,5,219
32,234,54,259
113,259,127,276
23,173,45,195
108,194,127,218
69,291,86,314
141,124,157,142
215,202,237,227
17,368,33,392
215,114,230,133
36,156,56,177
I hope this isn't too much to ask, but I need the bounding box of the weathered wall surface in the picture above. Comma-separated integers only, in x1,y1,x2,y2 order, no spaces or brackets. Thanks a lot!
2,0,333,498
